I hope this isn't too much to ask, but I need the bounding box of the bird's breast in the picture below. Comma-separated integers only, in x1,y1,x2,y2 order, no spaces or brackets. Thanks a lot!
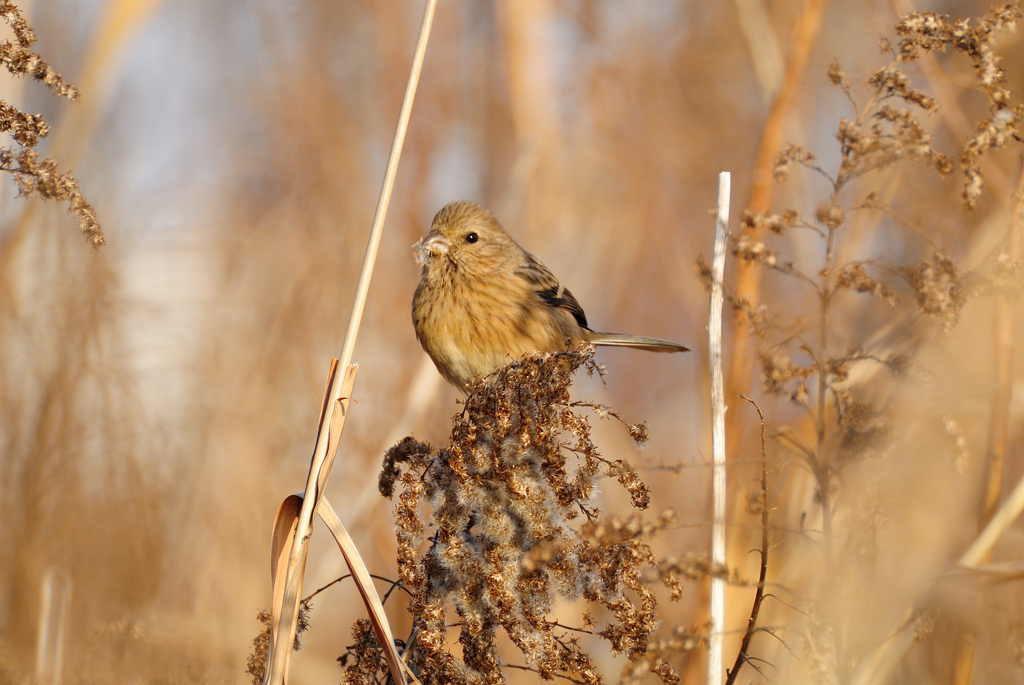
413,266,578,389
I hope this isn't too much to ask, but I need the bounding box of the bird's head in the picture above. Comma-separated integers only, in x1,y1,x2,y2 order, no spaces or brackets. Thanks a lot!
414,200,520,275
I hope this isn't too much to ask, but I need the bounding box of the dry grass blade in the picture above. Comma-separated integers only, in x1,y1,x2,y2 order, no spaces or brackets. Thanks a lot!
34,569,71,685
959,469,1024,569
268,495,304,679
318,498,409,685
320,394,351,497
266,363,358,685
733,0,783,99
943,560,1024,584
334,0,437,378
848,610,918,685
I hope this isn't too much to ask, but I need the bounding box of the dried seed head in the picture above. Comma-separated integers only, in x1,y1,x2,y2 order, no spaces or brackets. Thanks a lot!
369,348,673,684
774,144,816,181
828,61,851,93
817,204,845,230
835,264,897,305
900,252,967,331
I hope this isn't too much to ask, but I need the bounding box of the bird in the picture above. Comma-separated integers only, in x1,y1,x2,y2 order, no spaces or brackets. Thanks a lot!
412,200,689,391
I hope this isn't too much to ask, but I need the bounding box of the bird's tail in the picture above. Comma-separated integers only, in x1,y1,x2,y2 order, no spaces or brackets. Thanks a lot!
586,331,689,353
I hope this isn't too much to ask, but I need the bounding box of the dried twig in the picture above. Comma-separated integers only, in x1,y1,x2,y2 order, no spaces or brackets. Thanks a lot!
725,396,770,685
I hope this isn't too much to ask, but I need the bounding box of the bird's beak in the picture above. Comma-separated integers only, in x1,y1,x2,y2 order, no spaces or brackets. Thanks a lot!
414,230,448,266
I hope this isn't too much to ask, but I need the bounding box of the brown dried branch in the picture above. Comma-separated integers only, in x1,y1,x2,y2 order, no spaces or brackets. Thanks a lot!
0,2,103,247
894,5,1024,207
0,149,104,247
725,397,770,685
0,40,77,100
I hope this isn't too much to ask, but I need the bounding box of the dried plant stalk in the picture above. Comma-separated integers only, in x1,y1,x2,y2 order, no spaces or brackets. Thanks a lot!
728,5,1024,683
725,397,767,685
264,3,438,682
318,497,408,685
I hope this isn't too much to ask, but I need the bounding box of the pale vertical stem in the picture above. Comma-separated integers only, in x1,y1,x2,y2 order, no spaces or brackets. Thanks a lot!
35,569,54,683
35,568,71,685
732,0,783,100
708,172,732,685
264,2,437,683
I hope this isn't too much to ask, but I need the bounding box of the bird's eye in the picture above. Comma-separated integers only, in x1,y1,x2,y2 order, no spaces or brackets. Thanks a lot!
465,232,479,244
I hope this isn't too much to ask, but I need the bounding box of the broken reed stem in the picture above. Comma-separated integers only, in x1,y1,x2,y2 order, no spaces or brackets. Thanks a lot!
708,171,731,685
725,397,768,685
264,2,438,683
266,366,359,685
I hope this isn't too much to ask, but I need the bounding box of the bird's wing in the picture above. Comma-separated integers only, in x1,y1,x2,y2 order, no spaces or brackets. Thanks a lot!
516,253,589,328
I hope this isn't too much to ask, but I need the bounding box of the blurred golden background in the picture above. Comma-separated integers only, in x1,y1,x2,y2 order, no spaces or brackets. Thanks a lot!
2,0,1023,683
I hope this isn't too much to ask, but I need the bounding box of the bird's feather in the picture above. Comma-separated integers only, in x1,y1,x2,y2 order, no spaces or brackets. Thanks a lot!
516,253,589,328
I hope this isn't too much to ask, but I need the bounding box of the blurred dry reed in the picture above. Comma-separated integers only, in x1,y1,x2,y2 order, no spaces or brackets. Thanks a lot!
4,1,1024,685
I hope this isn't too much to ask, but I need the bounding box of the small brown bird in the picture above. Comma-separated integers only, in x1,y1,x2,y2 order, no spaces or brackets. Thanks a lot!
412,200,689,391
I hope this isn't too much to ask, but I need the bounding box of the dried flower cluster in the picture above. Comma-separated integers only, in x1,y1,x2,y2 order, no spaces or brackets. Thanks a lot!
895,4,1024,207
246,600,312,685
0,35,78,100
776,57,952,191
0,1,103,247
709,3,1024,481
620,624,708,685
899,252,968,331
759,346,815,406
835,263,897,306
364,347,684,685
0,149,101,245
